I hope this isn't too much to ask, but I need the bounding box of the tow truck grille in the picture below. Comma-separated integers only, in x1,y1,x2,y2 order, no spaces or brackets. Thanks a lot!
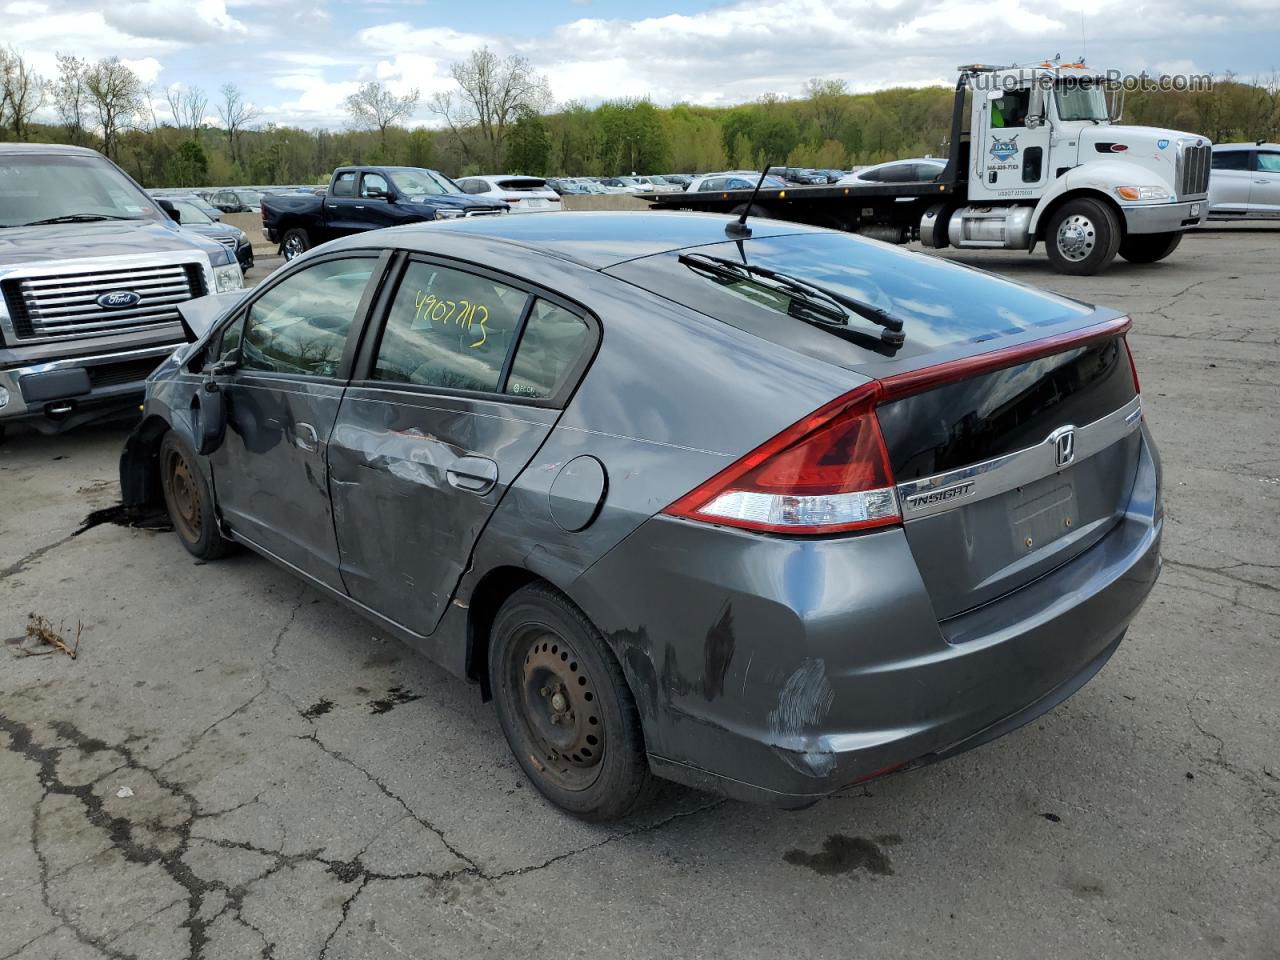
1179,143,1211,198
1,263,206,344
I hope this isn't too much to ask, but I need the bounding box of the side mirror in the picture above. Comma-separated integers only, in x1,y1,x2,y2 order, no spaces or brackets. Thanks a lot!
157,198,181,223
1026,87,1045,128
1108,87,1125,122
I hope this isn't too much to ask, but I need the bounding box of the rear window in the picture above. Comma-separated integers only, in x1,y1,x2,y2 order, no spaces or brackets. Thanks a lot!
497,178,547,190
607,232,1094,362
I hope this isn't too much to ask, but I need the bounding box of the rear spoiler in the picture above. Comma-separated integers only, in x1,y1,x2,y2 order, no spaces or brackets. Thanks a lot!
177,290,248,343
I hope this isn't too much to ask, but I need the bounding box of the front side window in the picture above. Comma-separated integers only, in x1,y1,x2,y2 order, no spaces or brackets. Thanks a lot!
240,258,374,377
361,173,390,198
372,262,529,393
171,199,213,224
1256,152,1280,172
506,300,592,400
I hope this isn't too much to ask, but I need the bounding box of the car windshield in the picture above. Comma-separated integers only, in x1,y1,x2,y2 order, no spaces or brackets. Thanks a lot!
648,176,669,184
0,154,158,227
1055,81,1110,121
389,168,464,197
237,191,264,204
171,199,214,224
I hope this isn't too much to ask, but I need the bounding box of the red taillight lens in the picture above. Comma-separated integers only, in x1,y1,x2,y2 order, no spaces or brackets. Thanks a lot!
1122,335,1141,394
664,385,900,535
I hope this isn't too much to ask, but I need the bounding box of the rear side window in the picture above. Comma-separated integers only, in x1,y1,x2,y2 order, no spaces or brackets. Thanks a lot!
332,172,356,197
1212,151,1249,171
372,262,529,393
506,301,591,399
239,258,374,377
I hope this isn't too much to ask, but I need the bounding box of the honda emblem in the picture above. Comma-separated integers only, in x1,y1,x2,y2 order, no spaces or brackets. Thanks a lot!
1048,425,1076,468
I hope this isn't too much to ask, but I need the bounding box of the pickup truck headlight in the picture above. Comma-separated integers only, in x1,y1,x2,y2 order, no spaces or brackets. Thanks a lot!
213,262,244,293
434,209,464,220
1115,186,1172,201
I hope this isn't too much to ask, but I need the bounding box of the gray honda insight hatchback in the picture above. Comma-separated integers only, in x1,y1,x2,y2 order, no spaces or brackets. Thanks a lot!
122,212,1162,820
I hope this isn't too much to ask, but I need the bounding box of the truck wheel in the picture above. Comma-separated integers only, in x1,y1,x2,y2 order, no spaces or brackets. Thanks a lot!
159,433,231,561
281,229,310,262
490,584,655,822
1119,231,1182,264
1045,198,1121,275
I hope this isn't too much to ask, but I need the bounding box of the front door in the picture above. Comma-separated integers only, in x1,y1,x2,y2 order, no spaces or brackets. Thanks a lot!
328,256,596,636
211,253,380,588
972,88,1052,201
1209,150,1254,216
1250,149,1280,217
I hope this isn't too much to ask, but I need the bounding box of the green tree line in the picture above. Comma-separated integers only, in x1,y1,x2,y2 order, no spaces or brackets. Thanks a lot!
3,45,1278,188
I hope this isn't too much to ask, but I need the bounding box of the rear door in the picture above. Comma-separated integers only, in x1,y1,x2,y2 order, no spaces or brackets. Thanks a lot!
328,255,598,636
211,252,383,589
324,170,367,237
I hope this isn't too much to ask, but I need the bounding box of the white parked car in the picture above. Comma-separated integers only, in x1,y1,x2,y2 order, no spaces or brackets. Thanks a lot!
1206,143,1280,220
455,175,563,213
631,175,682,193
836,158,946,185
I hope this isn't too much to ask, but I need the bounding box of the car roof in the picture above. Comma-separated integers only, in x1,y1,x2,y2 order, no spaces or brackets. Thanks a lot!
334,211,825,270
0,142,102,157
1214,142,1279,150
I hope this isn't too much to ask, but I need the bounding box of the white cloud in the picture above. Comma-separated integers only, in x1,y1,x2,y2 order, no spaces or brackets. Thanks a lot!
103,0,247,43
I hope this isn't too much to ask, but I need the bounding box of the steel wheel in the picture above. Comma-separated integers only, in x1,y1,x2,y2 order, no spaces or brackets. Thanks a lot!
1055,213,1097,263
513,628,605,791
163,446,203,546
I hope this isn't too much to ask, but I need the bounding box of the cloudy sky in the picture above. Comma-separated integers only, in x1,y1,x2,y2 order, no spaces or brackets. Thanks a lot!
7,0,1278,128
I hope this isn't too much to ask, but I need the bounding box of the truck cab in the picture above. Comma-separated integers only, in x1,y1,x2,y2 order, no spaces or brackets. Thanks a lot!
0,143,243,436
934,62,1211,272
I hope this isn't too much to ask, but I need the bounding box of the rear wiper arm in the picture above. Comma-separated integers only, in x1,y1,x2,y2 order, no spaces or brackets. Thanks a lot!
18,214,133,226
679,252,906,346
678,253,903,354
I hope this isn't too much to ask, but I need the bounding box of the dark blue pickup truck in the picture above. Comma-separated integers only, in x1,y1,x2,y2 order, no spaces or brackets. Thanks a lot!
261,166,508,261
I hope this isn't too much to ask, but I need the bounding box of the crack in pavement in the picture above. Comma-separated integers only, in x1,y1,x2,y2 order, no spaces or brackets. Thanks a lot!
0,705,729,960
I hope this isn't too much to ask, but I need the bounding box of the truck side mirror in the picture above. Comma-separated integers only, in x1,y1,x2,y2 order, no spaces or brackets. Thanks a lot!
1108,87,1125,122
1026,88,1045,129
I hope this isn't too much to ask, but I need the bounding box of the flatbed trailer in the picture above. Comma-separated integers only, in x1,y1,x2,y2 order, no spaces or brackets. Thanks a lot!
637,62,1212,275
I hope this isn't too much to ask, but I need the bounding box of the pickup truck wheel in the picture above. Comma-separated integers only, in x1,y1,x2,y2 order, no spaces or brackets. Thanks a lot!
1119,231,1182,264
159,433,231,561
1045,198,1121,275
490,584,655,822
281,229,310,262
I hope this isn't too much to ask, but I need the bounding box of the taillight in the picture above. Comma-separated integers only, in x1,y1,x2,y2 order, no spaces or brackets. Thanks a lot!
1122,335,1141,394
664,384,900,535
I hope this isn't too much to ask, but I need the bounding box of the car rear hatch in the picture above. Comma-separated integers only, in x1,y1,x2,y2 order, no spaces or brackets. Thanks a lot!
497,178,558,209
875,327,1142,620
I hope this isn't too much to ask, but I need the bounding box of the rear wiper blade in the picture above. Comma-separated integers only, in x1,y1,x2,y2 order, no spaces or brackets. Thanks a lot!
18,214,134,226
678,252,906,346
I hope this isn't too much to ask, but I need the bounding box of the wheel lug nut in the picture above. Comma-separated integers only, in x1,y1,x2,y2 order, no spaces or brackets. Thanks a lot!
540,686,550,697
549,714,560,724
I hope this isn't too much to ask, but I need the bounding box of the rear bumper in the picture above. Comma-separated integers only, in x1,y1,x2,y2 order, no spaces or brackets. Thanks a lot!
1122,199,1207,234
573,426,1162,807
0,343,176,433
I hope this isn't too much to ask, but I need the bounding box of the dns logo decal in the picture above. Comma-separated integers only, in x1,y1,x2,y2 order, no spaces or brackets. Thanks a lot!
990,135,1019,162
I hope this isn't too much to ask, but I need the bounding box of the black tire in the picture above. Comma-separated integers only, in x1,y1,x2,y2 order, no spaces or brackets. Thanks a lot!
1118,231,1183,264
158,433,231,561
281,228,310,262
490,584,654,821
1045,197,1121,275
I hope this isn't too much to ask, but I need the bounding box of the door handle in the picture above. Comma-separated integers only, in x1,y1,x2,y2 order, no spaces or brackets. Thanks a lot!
295,422,319,453
447,456,498,494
